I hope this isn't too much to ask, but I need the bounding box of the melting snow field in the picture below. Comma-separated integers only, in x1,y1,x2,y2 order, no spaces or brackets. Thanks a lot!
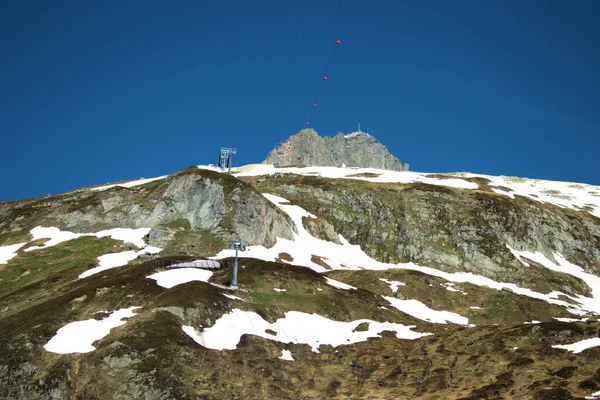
384,296,471,325
0,242,26,264
25,226,154,251
4,226,163,279
230,164,478,190
44,307,140,354
552,337,600,354
182,309,430,352
508,245,600,314
90,176,168,191
325,277,356,290
211,193,600,318
79,245,162,279
148,268,213,289
222,164,600,219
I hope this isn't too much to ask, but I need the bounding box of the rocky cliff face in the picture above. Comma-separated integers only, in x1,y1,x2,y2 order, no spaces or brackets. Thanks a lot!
262,129,408,171
247,174,600,297
0,167,295,254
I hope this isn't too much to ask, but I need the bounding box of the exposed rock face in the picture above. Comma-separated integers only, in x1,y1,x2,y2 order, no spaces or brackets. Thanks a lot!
0,168,295,254
262,129,408,171
249,175,600,295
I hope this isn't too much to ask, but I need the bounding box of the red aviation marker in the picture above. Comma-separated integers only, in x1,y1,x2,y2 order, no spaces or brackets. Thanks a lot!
336,39,341,45
323,76,328,81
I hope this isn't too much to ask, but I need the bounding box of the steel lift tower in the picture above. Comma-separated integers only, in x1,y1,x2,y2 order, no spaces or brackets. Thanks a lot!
228,238,246,289
218,147,237,174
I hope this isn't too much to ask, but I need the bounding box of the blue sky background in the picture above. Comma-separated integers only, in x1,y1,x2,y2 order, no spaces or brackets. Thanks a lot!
1,0,598,201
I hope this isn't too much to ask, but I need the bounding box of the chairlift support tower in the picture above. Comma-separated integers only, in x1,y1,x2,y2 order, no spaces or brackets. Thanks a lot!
228,238,246,289
218,148,237,174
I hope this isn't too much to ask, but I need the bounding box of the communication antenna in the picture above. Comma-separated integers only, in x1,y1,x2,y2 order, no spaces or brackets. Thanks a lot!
218,147,237,174
228,237,246,289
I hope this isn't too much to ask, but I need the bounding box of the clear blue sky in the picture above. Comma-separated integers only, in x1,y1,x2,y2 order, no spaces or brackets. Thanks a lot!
1,0,599,201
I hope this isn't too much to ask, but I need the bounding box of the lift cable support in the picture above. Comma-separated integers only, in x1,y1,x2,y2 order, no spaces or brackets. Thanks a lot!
229,238,247,289
304,0,347,128
217,147,237,174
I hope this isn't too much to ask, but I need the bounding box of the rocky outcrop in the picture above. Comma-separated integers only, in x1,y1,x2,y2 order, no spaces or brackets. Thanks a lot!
250,175,600,296
0,168,295,254
262,129,408,171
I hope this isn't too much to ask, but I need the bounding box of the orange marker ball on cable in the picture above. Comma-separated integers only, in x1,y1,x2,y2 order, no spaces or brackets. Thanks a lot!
323,76,328,81
313,103,317,108
336,39,341,45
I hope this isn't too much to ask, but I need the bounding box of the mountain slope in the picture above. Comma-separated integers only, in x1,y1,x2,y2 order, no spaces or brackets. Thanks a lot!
1,164,600,399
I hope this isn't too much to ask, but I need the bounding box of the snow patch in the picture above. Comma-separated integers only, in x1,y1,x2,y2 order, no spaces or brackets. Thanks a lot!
443,282,468,295
0,243,26,264
26,226,154,252
182,309,430,352
223,293,245,301
553,317,589,323
79,246,161,279
148,268,213,289
508,245,600,314
229,165,478,190
44,307,140,354
552,337,600,354
384,296,471,325
325,277,356,290
379,278,405,293
274,288,287,292
279,349,294,361
91,176,167,191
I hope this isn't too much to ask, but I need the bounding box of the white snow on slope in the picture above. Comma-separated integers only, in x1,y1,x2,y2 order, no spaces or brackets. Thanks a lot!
379,278,405,293
91,176,167,191
0,243,26,264
223,163,600,218
279,349,294,361
182,309,430,352
223,293,245,301
44,307,140,354
211,194,593,316
587,390,600,399
229,164,478,190
79,246,162,279
25,226,153,252
148,268,213,289
325,277,356,290
443,282,468,295
467,173,600,218
384,296,471,325
552,337,600,354
16,226,162,279
554,317,589,323
508,245,600,314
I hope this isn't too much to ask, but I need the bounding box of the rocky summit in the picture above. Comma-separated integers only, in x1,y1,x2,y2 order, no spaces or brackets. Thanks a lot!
262,129,409,171
1,160,600,399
